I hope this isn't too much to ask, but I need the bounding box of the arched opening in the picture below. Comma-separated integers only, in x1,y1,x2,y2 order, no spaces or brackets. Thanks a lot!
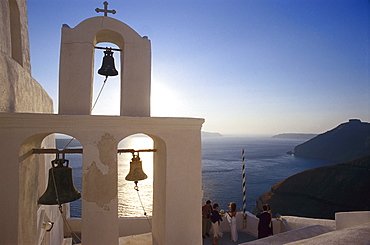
117,134,154,218
18,133,82,244
37,133,83,244
92,40,121,115
8,0,23,66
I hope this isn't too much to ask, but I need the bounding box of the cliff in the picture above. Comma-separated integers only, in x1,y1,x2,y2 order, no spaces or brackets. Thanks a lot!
253,155,370,219
294,119,370,163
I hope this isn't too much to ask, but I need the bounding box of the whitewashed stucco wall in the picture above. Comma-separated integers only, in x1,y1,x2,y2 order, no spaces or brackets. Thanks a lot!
0,0,55,244
0,113,204,245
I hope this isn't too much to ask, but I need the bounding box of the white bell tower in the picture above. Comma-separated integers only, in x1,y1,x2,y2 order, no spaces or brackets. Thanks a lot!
58,2,151,116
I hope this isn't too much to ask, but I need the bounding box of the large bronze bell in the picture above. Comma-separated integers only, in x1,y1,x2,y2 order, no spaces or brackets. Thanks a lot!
38,158,81,205
98,48,118,77
125,153,148,182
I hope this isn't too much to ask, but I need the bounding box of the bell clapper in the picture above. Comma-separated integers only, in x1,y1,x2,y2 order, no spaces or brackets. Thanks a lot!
134,180,139,191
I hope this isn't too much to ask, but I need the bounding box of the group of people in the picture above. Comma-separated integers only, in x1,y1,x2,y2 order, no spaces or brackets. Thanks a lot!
202,201,273,244
202,200,238,245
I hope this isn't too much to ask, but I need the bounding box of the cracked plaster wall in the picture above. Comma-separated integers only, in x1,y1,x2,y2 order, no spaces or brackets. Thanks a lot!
83,133,118,208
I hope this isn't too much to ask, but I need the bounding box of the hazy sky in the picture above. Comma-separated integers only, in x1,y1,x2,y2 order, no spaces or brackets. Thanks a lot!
27,0,369,135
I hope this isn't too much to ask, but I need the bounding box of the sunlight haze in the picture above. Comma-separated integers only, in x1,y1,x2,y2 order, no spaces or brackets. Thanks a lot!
27,0,369,135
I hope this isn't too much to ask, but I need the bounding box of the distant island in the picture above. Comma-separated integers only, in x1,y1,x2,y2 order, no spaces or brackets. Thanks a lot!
201,131,223,138
272,133,317,140
294,119,370,163
56,137,81,149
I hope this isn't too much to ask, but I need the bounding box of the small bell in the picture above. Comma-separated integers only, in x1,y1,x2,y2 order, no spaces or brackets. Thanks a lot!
125,153,148,182
98,48,118,77
38,158,81,205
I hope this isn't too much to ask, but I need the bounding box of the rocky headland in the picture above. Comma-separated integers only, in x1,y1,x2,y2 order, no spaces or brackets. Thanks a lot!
293,119,370,163
253,154,370,219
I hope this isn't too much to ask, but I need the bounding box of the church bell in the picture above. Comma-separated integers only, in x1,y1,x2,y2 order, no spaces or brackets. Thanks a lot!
98,48,118,77
125,153,148,182
38,158,81,205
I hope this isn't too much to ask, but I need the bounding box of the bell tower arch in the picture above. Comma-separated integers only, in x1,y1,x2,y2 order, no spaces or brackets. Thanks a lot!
58,16,151,116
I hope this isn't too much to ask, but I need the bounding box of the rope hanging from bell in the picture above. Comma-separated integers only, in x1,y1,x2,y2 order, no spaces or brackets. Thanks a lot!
124,152,151,221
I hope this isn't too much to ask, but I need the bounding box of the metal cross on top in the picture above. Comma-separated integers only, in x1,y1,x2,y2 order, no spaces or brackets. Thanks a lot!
95,1,116,17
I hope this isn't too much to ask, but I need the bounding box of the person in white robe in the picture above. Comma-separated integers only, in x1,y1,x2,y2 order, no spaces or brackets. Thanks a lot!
226,202,238,242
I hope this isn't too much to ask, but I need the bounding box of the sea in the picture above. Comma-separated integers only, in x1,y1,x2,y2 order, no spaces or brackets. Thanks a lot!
57,135,335,218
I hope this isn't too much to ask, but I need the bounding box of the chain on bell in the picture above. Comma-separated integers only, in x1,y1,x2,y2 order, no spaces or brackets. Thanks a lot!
125,153,148,182
38,158,81,205
98,48,118,77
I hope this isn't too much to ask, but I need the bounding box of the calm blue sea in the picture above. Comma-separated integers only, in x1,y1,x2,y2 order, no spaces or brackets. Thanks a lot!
65,136,334,217
201,136,334,213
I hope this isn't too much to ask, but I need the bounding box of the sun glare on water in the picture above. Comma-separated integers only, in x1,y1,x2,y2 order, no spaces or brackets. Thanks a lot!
118,134,154,217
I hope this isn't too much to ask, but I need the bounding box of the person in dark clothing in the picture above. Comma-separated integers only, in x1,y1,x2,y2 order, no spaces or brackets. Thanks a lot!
266,204,273,236
210,203,223,245
256,204,272,239
202,200,212,238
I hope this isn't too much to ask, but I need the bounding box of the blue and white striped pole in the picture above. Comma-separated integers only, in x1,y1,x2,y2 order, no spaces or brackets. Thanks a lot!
242,148,247,227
